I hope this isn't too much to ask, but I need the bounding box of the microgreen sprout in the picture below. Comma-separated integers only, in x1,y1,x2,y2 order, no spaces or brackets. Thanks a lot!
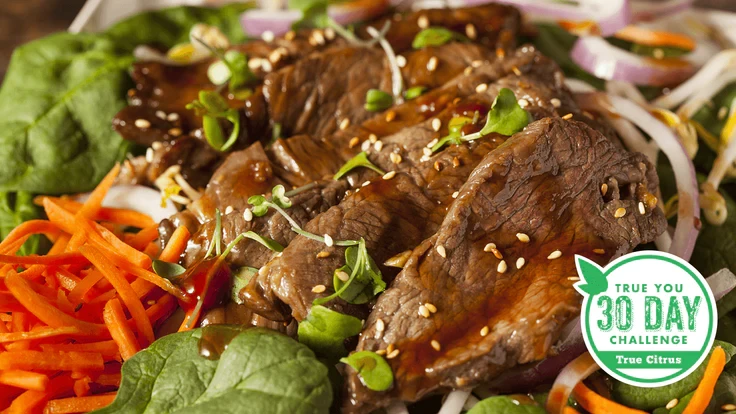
333,152,386,180
186,91,241,152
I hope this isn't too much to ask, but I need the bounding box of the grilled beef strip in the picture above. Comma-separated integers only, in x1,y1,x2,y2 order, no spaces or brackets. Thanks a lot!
241,50,598,323
343,118,667,412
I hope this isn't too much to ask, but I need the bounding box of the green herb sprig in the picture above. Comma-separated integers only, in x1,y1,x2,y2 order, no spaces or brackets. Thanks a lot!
193,36,256,93
432,88,531,153
186,90,241,152
298,304,363,357
412,27,458,49
314,238,386,306
341,351,394,391
333,152,386,180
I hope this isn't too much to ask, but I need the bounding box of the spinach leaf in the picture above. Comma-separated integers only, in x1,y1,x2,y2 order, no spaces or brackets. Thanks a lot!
0,33,133,194
0,192,41,255
94,327,332,414
611,341,736,410
105,3,252,53
298,305,362,358
468,396,547,414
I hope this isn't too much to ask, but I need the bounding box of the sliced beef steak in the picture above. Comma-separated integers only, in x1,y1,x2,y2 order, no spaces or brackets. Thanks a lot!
344,118,667,412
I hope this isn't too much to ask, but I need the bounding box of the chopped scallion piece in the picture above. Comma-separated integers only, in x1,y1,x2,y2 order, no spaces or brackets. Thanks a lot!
364,89,394,112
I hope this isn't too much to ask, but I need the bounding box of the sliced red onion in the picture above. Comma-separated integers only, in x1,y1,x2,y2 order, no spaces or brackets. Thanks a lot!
546,353,599,414
607,95,700,260
654,50,736,109
438,390,471,414
571,36,695,87
707,268,736,301
632,0,694,22
240,0,389,37
76,185,178,223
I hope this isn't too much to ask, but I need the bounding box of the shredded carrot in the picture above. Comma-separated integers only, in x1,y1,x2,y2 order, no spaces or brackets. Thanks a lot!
40,341,120,362
0,220,59,253
6,374,74,414
78,164,121,219
79,246,154,345
73,376,91,397
44,394,116,414
34,196,155,229
562,407,580,414
0,326,83,343
103,298,140,361
159,226,191,263
573,382,647,414
0,370,49,391
0,351,104,372
128,224,160,251
0,252,88,266
682,346,727,414
614,26,697,51
94,373,120,387
68,270,105,305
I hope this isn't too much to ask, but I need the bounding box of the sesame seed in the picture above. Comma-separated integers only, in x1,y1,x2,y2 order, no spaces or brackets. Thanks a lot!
390,153,402,164
374,141,384,151
568,276,580,281
512,66,522,76
261,60,273,73
434,161,442,171
518,99,529,109
385,110,397,122
476,83,489,93
432,118,442,131
312,284,326,293
361,140,371,152
268,49,282,64
431,340,441,351
484,243,496,252
638,202,646,215
718,106,729,120
601,183,608,195
135,119,151,129
243,209,253,222
166,112,179,122
337,271,350,282
248,57,262,70
427,138,439,148
387,349,400,359
167,128,182,137
666,399,679,410
496,48,506,59
452,191,459,199
436,245,447,258
420,155,430,162
653,48,665,59
285,30,296,41
225,205,234,215
419,305,431,318
151,141,163,150
349,137,360,148
362,181,371,187
324,27,336,40
516,257,526,269
562,113,574,120
427,56,438,72
376,349,387,355
614,207,627,218
145,148,154,163
340,118,350,130
387,343,395,353
548,250,562,260
516,233,530,243
382,171,396,180
497,260,508,273
376,319,385,332
471,60,483,68
317,251,330,258
418,15,429,28
550,98,562,108
425,303,437,313
464,67,473,75
324,234,334,247
369,134,378,143
262,30,275,42
397,55,407,68
423,147,432,157
312,30,325,45
155,110,166,119
491,248,503,259
465,23,477,39
721,403,736,411
480,326,489,337
452,157,460,168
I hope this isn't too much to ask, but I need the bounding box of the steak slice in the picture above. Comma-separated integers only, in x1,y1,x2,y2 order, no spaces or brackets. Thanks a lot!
344,118,667,412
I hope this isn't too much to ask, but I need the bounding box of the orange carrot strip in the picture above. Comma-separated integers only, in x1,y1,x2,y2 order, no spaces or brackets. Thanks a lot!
4,272,106,337
68,270,105,305
0,370,50,391
683,346,727,414
88,289,118,305
131,279,156,299
35,196,155,229
73,376,91,397
94,373,121,387
128,224,160,251
40,341,120,361
44,394,116,414
0,326,83,343
573,382,647,414
614,26,697,51
0,235,31,256
563,408,580,414
145,294,177,324
0,351,104,371
0,252,88,266
78,164,120,219
159,226,191,263
0,220,59,252
80,246,154,345
6,374,74,414
103,298,140,361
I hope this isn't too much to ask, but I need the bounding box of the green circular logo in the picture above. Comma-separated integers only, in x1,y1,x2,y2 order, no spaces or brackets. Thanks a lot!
575,251,717,387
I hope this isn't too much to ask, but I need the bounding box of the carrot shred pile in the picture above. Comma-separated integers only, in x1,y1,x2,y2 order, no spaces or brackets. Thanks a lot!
0,165,191,413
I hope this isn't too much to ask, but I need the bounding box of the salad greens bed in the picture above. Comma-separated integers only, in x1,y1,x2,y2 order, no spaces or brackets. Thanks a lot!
2,3,736,414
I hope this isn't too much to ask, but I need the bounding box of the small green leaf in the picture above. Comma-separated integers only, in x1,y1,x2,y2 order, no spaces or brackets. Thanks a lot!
152,259,186,280
199,90,229,113
431,116,472,153
247,195,266,206
186,91,241,152
272,184,293,209
476,88,532,137
333,152,386,180
467,395,546,414
223,50,256,92
404,86,427,100
340,351,393,391
242,231,284,252
412,27,456,49
364,89,394,112
231,266,258,304
298,305,362,358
